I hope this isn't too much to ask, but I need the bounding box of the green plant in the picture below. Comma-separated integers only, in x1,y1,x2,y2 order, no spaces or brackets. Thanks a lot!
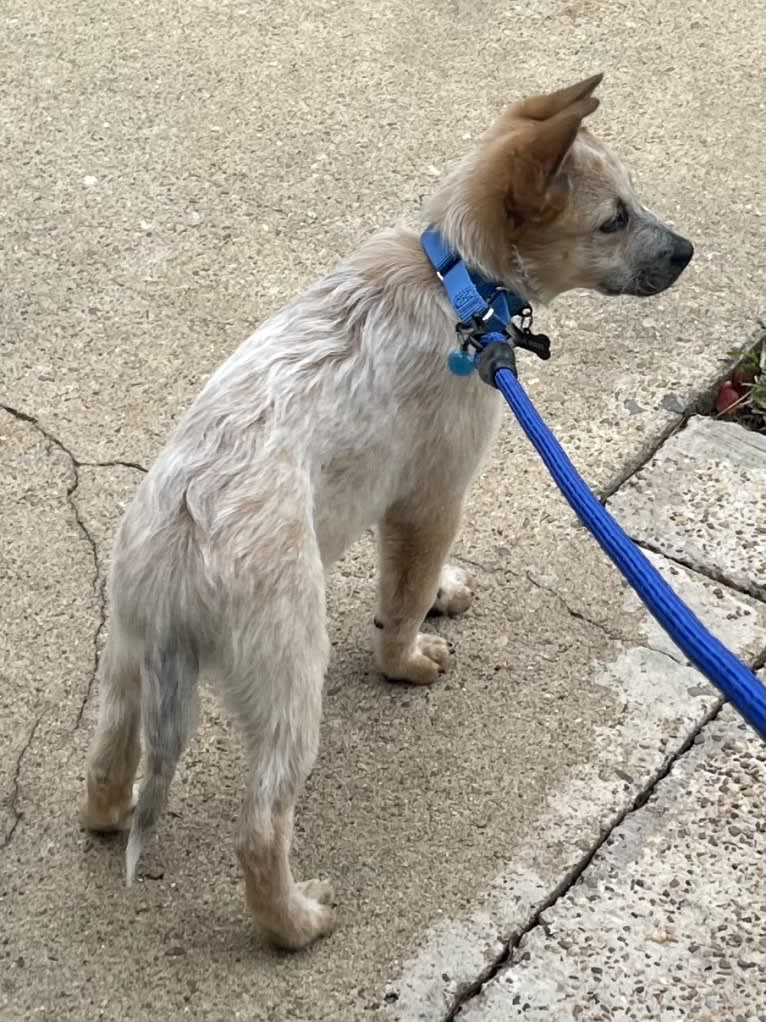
716,337,766,431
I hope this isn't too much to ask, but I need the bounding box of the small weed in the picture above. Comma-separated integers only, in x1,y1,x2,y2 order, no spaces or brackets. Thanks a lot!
715,336,766,433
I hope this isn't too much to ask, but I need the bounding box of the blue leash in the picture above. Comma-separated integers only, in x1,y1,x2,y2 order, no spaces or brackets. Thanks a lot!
422,226,766,740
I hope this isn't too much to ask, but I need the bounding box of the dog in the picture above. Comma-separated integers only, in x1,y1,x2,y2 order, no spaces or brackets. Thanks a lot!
80,73,692,949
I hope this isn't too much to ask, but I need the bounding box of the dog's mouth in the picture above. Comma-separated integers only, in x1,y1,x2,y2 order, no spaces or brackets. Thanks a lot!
598,276,682,299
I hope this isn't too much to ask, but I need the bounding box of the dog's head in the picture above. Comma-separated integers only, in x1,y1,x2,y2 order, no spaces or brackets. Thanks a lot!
426,74,693,302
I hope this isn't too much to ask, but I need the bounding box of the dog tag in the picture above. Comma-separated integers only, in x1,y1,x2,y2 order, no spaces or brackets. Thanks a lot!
512,324,551,361
448,349,476,376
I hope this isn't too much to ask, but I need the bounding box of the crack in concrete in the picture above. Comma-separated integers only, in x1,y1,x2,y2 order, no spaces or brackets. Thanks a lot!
2,714,43,849
524,570,626,644
81,459,148,473
456,554,632,647
455,557,690,668
65,463,106,729
641,641,692,669
598,413,689,503
752,645,766,673
528,562,760,669
453,554,495,576
631,536,766,607
444,698,726,1021
598,325,765,503
0,402,148,474
0,402,144,729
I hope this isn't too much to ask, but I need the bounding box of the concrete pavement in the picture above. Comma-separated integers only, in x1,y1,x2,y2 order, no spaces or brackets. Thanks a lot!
1,1,764,1019
446,416,766,1021
459,704,766,1022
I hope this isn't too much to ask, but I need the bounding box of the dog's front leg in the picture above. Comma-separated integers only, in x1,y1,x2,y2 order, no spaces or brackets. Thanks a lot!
373,500,466,685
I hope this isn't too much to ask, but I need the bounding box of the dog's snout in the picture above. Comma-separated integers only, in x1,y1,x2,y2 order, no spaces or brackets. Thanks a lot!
599,224,694,298
669,234,693,270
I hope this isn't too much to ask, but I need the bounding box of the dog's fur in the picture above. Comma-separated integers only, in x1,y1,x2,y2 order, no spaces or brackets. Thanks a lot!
81,75,692,949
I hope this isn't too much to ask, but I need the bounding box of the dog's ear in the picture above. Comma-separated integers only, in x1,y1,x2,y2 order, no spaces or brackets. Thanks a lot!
508,73,603,122
455,78,600,243
502,97,598,226
523,97,599,179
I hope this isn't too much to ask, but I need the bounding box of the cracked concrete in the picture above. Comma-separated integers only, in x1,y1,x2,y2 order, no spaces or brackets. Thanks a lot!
609,416,766,603
0,409,98,852
0,403,107,729
524,570,626,645
458,705,766,1022
2,716,42,850
1,0,765,1019
455,554,629,645
67,486,104,729
443,703,725,1022
386,551,766,1021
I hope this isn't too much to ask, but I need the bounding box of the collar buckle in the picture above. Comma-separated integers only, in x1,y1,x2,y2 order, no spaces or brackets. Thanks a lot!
421,224,553,372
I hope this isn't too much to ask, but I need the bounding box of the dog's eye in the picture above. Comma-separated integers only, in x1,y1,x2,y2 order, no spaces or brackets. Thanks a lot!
599,203,629,234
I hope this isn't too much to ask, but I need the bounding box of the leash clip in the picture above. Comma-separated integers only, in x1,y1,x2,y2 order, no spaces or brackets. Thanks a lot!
475,308,553,388
449,312,501,376
454,306,497,344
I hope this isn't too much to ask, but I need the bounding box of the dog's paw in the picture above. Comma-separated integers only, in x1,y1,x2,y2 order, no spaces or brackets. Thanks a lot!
297,877,336,906
79,781,138,833
430,565,474,617
262,880,337,950
380,632,450,685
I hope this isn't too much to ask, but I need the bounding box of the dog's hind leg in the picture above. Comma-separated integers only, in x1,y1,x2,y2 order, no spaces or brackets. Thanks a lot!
80,622,142,833
124,637,200,882
237,791,336,950
225,536,335,949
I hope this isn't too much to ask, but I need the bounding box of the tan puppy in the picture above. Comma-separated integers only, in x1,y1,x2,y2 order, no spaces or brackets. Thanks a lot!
81,74,692,949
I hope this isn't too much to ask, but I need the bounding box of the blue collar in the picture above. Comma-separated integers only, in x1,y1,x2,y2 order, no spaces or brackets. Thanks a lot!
421,225,528,338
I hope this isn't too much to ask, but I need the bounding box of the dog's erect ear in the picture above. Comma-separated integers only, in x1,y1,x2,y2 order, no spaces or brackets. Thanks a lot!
524,97,599,179
460,77,600,240
503,96,598,225
509,73,603,122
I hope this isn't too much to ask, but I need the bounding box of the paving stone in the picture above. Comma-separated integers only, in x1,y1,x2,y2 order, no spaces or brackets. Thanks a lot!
608,416,766,601
460,705,766,1022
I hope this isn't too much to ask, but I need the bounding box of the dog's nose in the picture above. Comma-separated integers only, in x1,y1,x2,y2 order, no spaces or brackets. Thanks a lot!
670,235,694,269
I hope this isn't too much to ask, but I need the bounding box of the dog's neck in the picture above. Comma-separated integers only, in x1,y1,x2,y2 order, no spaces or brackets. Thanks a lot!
423,158,546,304
506,244,546,303
427,219,543,304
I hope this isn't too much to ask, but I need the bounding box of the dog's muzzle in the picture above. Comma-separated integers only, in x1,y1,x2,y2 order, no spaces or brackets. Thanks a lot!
601,231,694,298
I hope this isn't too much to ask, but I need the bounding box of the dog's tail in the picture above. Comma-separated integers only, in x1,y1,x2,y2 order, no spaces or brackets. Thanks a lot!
126,636,199,884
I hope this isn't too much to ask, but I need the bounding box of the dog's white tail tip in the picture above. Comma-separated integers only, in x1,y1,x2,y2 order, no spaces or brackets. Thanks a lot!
125,831,142,885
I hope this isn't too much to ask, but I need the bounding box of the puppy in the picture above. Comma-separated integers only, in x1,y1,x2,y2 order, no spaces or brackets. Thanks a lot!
81,74,692,948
